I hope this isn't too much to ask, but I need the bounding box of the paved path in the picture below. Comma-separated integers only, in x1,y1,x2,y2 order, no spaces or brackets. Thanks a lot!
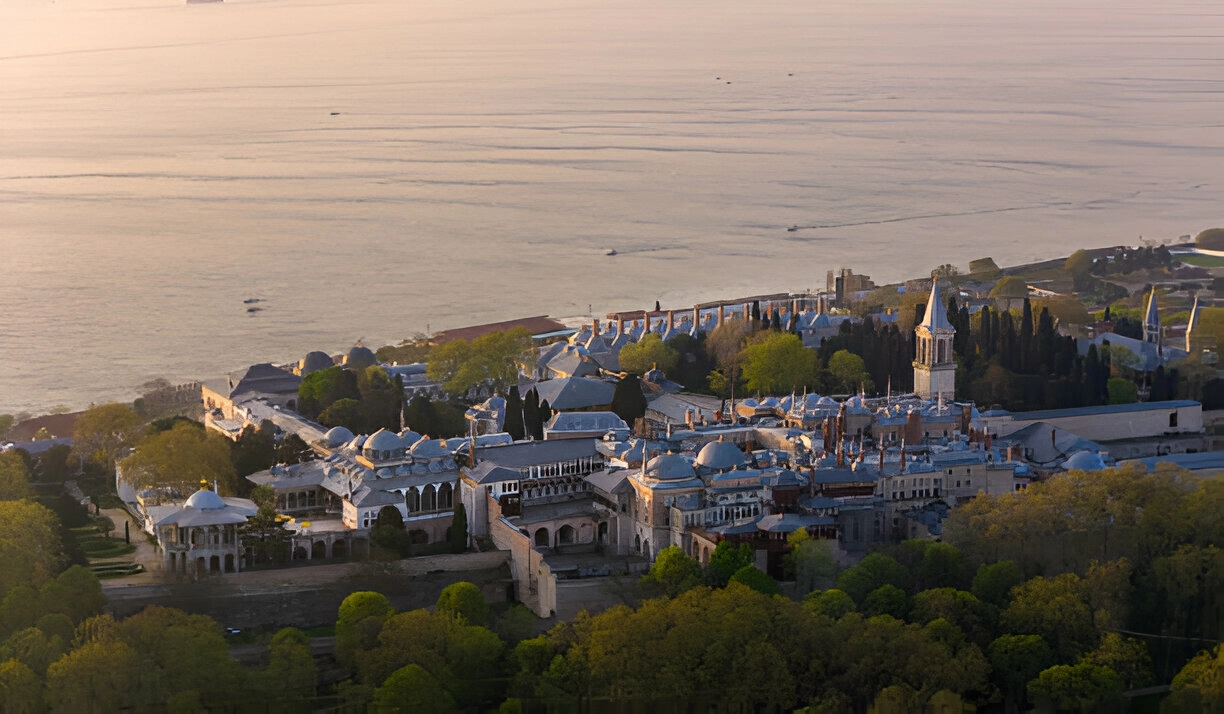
98,508,164,585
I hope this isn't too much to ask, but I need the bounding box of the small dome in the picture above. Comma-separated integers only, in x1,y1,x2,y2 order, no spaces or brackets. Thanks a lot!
364,428,402,453
344,345,377,370
323,426,355,448
696,440,748,471
1063,450,1106,472
185,489,226,510
300,350,333,376
646,453,697,481
398,430,423,447
816,396,837,407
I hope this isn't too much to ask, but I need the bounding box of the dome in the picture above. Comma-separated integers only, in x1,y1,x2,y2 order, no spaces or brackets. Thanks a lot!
646,453,697,481
323,426,355,448
185,488,226,510
344,345,377,370
300,350,333,376
1063,450,1107,472
409,438,452,460
695,440,749,471
364,428,403,453
398,430,423,447
816,396,837,407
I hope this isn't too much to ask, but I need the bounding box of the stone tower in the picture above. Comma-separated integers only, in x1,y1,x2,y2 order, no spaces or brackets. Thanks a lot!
913,278,956,401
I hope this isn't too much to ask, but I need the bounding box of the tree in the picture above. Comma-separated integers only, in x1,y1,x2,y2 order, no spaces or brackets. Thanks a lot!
40,565,105,624
989,634,1054,713
426,328,533,397
297,366,360,421
1001,574,1096,661
0,451,34,501
827,349,874,394
503,386,525,441
836,552,910,605
260,628,317,702
1107,377,1138,404
1162,644,1222,714
446,503,468,554
336,591,394,673
72,403,142,471
0,658,42,714
0,414,14,440
1065,249,1094,288
45,639,141,714
706,320,753,374
641,545,702,598
231,421,277,478
371,505,409,558
318,398,364,431
0,500,66,596
609,375,647,426
919,542,970,590
435,581,488,626
803,589,856,619
989,276,1029,300
728,565,780,596
403,394,442,437
971,560,1025,608
522,389,542,441
120,422,238,494
704,541,753,587
618,333,679,375
1027,662,1123,713
357,366,404,434
740,332,818,394
862,584,909,619
784,529,838,593
374,663,457,714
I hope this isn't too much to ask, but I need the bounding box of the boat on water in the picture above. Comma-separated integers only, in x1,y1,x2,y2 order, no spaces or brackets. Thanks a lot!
186,0,223,4
787,225,799,232
247,307,262,313
605,249,617,256
243,298,262,304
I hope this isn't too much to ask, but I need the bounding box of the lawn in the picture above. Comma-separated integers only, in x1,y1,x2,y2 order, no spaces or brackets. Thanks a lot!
1173,252,1224,268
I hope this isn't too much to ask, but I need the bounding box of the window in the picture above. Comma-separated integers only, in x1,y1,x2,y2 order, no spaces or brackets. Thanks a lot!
1170,412,1179,428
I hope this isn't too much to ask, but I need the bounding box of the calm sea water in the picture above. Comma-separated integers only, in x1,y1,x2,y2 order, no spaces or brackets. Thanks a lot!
1,0,1221,414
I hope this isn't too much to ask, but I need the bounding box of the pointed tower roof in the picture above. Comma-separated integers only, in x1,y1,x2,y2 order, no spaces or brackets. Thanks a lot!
1143,286,1160,344
921,279,954,331
1186,294,1201,353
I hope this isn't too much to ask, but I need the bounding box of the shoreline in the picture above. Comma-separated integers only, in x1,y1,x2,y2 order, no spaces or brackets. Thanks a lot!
4,240,1208,422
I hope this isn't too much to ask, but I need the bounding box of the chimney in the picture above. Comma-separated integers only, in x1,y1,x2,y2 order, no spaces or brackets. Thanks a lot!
718,304,725,326
693,305,701,328
591,319,599,336
900,440,907,470
667,311,675,333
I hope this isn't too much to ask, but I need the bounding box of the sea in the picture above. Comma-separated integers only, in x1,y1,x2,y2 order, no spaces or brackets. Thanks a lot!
0,0,1221,415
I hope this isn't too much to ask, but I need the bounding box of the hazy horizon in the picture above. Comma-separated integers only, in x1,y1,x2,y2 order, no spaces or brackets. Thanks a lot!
1,0,1221,415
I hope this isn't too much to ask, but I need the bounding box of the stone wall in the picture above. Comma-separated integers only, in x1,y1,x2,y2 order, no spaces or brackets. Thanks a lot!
489,513,557,618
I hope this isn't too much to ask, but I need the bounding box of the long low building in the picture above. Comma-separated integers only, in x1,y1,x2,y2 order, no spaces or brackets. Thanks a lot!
976,400,1205,457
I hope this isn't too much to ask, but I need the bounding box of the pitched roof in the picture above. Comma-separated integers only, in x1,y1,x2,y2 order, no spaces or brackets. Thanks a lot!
920,279,954,332
530,377,616,411
431,316,567,344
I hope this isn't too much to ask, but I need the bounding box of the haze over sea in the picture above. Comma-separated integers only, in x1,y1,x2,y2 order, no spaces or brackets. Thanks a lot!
0,0,1221,415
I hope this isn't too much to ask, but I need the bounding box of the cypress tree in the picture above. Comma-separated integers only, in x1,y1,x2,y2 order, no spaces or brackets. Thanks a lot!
503,385,525,440
538,399,552,432
610,375,648,426
523,389,542,440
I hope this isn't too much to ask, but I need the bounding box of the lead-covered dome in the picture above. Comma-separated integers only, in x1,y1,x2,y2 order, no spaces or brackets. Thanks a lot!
646,453,697,481
185,489,226,510
695,440,748,471
323,426,355,448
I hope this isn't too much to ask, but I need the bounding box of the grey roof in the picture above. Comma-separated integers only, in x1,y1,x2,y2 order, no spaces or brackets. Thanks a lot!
757,513,835,533
531,377,616,411
221,363,302,399
364,428,404,453
1007,400,1199,422
155,490,257,528
1001,421,1106,465
475,438,600,467
1077,334,1187,372
544,411,629,434
810,467,878,484
585,468,629,494
345,345,377,370
323,426,355,448
1123,450,1224,473
545,347,602,378
465,462,523,485
246,461,329,489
